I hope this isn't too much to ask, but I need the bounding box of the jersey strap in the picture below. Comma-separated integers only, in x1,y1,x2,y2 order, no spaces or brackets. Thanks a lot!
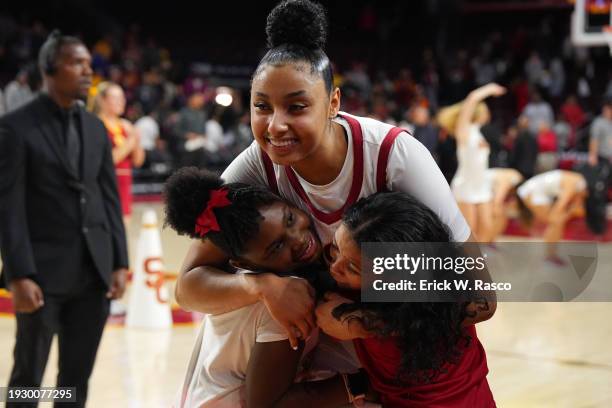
376,127,409,192
260,147,280,195
284,113,365,225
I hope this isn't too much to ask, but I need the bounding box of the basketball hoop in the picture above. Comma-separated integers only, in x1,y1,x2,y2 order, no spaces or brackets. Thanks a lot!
572,0,612,53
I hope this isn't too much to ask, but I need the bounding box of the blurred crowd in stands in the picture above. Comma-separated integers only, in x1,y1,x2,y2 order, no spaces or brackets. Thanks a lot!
1,11,611,192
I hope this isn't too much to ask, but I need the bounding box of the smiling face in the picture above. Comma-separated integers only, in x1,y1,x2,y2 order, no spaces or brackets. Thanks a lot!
326,223,362,290
235,201,322,274
250,63,340,166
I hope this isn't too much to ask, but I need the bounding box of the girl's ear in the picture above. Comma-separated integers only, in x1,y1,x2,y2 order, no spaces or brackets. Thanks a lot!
329,87,341,118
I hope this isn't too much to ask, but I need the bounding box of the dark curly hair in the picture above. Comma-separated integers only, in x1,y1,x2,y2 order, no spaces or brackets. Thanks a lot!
254,0,333,93
163,167,281,258
332,192,484,384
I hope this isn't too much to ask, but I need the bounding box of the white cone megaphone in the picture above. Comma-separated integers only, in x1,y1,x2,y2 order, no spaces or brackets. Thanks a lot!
126,209,173,329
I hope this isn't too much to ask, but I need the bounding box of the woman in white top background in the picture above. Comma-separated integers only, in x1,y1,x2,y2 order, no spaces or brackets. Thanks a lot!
516,170,587,265
437,83,507,243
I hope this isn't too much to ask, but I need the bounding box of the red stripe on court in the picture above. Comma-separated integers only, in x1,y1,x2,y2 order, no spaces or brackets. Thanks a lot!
133,194,163,203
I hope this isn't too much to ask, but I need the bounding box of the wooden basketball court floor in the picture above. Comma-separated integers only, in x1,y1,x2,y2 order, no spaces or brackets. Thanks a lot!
1,203,611,407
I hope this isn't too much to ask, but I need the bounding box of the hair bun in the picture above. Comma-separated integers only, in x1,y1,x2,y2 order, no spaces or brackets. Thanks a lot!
266,0,327,50
163,167,225,238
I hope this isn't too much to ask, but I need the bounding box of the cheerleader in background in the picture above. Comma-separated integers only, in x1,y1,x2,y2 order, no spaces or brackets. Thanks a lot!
486,168,524,242
516,170,587,265
90,81,145,225
437,83,506,243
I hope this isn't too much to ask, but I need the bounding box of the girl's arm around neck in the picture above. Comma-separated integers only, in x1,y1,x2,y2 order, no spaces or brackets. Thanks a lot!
175,240,260,314
177,240,317,349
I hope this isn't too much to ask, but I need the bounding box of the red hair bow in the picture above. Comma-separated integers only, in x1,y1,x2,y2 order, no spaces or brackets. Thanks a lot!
194,188,232,237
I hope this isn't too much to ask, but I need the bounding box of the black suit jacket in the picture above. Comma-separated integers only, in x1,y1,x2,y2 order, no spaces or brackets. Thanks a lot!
0,94,128,295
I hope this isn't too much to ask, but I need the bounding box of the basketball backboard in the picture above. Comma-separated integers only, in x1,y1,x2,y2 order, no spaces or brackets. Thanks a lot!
571,0,612,53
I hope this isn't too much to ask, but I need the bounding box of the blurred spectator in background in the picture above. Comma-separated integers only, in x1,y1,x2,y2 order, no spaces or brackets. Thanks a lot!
183,69,209,102
559,94,585,148
407,105,439,158
588,97,612,171
0,88,5,115
509,115,539,179
522,89,554,135
344,61,371,101
174,90,208,168
553,116,572,152
443,52,472,105
549,57,566,102
136,68,164,115
421,55,440,112
394,68,416,109
91,34,115,76
511,75,530,115
134,106,171,168
108,65,123,86
537,121,558,153
92,34,115,62
473,49,496,87
134,105,159,152
4,66,34,112
120,61,140,103
203,104,231,168
370,100,396,124
90,81,145,224
141,37,161,71
227,110,253,157
605,72,612,99
481,120,504,168
524,51,544,86
535,120,559,173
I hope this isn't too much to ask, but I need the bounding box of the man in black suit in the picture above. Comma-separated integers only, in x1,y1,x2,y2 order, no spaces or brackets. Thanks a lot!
0,31,128,407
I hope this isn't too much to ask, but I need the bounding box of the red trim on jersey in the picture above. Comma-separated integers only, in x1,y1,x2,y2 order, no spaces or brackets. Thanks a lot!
376,127,407,192
260,147,279,195
284,113,364,225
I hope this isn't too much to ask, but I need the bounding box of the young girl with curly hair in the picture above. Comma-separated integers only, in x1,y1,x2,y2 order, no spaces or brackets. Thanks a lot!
316,191,497,407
